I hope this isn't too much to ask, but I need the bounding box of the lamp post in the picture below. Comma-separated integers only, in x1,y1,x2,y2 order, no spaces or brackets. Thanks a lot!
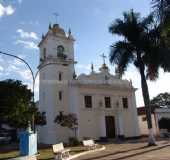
0,50,67,132
0,51,36,131
0,51,35,101
0,51,60,130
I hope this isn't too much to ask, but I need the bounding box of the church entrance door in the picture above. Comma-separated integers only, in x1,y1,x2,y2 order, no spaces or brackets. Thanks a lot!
105,116,115,138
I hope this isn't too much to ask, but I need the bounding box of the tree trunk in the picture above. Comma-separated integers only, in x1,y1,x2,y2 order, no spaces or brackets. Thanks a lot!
137,53,156,146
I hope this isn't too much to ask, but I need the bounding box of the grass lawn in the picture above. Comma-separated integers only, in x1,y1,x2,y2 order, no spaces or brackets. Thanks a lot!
0,150,19,160
1,140,170,160
0,146,87,160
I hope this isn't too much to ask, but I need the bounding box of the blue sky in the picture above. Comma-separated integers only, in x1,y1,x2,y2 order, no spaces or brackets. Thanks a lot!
0,0,170,107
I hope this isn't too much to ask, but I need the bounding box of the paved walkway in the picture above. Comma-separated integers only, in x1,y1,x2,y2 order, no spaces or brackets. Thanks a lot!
74,140,170,160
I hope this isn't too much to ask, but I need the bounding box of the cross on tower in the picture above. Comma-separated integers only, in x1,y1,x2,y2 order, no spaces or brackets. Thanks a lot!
100,53,107,64
53,12,59,24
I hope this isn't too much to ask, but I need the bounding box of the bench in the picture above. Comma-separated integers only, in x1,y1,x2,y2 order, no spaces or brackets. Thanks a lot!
52,143,70,160
82,139,98,150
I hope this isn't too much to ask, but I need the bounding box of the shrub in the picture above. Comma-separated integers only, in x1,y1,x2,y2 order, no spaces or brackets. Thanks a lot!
83,137,91,140
68,137,80,146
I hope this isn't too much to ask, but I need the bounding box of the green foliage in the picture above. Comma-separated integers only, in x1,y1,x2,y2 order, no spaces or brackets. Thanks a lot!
151,92,170,106
0,79,46,129
68,137,80,146
152,0,170,24
152,0,170,47
108,10,170,145
109,10,170,80
54,112,78,137
54,112,78,129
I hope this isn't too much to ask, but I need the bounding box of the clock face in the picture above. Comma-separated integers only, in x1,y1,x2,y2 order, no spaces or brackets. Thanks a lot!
57,45,64,54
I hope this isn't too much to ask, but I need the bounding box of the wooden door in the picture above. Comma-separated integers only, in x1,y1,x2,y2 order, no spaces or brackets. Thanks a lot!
105,116,115,138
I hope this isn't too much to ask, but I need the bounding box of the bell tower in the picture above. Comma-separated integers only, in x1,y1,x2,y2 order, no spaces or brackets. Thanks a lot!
38,23,76,144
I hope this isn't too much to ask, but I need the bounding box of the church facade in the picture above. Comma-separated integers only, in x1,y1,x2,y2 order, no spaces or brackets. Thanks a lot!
38,23,140,144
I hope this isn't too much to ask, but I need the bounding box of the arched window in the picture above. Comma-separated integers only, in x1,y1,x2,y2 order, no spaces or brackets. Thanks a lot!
57,45,64,55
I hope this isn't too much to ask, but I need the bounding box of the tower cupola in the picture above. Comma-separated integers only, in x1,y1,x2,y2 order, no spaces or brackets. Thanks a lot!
52,24,66,36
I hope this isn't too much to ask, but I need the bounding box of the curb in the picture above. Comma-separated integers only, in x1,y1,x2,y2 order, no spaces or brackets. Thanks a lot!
69,145,106,160
9,146,106,160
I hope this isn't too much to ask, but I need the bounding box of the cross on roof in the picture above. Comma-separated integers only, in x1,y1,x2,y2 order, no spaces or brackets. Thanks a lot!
100,53,107,64
53,12,59,24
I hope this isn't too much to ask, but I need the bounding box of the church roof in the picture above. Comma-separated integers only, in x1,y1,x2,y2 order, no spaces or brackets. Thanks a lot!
72,63,134,90
52,24,66,36
77,73,130,87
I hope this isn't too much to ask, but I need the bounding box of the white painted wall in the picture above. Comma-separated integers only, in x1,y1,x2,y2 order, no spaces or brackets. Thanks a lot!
74,86,140,140
138,114,157,136
38,24,75,144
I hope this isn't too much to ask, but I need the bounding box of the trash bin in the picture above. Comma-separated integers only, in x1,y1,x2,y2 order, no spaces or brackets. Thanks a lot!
19,131,37,156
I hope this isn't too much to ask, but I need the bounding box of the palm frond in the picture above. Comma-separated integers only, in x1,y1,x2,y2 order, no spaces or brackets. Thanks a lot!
110,41,134,75
109,10,148,44
141,13,154,29
109,19,126,36
152,0,170,23
143,39,161,80
160,47,170,72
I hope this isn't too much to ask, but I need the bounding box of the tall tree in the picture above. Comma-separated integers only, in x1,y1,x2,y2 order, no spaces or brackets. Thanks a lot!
109,10,170,146
0,79,46,130
151,92,170,106
152,0,170,47
152,0,170,24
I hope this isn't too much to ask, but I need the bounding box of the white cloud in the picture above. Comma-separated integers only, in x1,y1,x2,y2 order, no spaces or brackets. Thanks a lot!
17,29,39,40
17,54,26,59
7,64,32,81
10,64,19,71
5,5,15,15
0,3,15,17
0,57,37,98
0,65,4,71
18,69,32,80
0,55,3,62
13,59,25,66
15,40,38,50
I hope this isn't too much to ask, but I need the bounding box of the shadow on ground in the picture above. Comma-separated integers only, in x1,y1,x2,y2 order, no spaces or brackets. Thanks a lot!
79,144,170,160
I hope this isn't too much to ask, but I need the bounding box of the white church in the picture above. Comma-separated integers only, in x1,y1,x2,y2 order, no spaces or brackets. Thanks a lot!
38,23,140,144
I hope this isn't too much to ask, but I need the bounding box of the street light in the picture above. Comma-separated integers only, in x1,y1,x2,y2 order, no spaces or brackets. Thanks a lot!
0,50,36,131
0,51,61,130
0,50,63,157
0,51,70,131
0,51,35,101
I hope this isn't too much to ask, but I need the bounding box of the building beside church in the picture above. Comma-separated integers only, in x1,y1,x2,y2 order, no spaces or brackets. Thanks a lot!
137,106,158,136
38,23,140,144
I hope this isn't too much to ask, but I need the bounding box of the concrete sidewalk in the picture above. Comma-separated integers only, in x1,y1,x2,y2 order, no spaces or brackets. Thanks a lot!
74,140,170,160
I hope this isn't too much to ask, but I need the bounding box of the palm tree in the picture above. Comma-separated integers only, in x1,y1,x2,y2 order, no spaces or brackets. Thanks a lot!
152,0,170,23
109,10,170,146
152,0,170,47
